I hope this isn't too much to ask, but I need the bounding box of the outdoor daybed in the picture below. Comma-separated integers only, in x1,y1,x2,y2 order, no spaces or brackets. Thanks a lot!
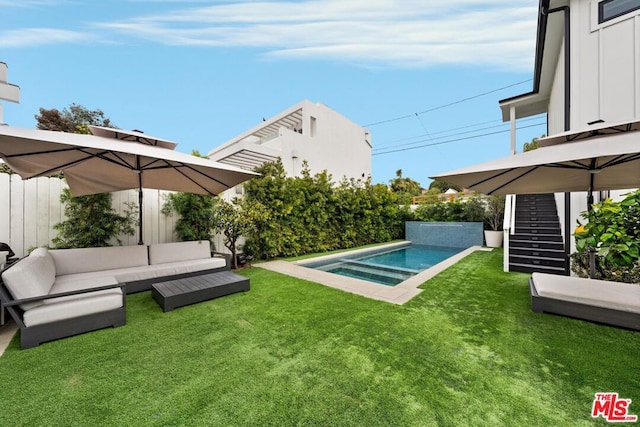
529,272,640,330
0,241,229,349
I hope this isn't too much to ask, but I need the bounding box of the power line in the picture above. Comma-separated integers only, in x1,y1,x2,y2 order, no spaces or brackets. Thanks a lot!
372,122,546,156
363,79,533,128
373,115,544,151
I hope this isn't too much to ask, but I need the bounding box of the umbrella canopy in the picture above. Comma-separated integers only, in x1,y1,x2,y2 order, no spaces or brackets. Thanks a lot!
87,125,178,149
430,130,640,199
0,126,258,243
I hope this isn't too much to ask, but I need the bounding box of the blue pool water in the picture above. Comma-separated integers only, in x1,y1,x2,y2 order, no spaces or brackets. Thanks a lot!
304,244,462,286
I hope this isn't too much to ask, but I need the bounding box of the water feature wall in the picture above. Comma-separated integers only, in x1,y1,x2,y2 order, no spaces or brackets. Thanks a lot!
405,222,483,248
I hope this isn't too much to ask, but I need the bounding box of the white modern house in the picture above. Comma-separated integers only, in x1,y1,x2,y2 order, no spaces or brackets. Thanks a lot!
207,100,372,182
499,0,640,274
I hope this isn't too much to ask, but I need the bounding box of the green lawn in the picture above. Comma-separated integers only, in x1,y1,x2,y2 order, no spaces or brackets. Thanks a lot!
0,250,638,426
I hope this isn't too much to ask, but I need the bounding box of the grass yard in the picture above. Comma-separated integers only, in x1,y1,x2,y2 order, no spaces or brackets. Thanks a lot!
0,250,638,426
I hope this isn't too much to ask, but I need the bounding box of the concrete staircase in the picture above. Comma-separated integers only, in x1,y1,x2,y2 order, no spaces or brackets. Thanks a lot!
509,194,568,275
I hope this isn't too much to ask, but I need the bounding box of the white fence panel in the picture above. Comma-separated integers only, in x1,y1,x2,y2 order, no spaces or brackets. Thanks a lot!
0,175,183,257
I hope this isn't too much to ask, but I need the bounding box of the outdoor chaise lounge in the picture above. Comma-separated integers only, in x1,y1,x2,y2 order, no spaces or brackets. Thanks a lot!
529,272,640,330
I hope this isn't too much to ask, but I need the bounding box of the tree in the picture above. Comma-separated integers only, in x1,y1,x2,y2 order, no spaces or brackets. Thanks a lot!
52,188,137,248
522,134,545,152
213,198,267,269
161,151,218,244
428,180,462,193
162,192,217,243
35,103,114,133
39,104,137,248
389,169,422,204
484,195,506,231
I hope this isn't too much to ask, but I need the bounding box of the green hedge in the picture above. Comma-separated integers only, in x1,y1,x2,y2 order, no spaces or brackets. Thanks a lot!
242,160,411,260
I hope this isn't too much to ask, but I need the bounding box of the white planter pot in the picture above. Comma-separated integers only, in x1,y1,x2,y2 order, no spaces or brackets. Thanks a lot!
484,230,503,248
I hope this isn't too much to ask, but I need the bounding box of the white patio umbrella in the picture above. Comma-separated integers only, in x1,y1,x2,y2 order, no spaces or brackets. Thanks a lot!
430,130,640,207
0,126,258,244
87,125,178,149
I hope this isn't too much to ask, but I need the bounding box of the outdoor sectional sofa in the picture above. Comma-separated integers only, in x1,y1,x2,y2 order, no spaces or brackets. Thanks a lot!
529,272,640,331
0,240,228,349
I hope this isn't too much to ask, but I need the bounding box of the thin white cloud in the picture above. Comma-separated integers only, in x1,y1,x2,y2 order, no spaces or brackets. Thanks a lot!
2,0,540,71
0,28,90,48
97,0,538,70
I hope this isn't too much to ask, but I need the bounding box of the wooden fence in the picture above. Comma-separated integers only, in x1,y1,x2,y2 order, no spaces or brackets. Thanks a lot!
0,174,193,257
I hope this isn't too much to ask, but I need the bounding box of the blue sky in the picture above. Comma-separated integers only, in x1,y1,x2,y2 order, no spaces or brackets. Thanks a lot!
0,0,546,187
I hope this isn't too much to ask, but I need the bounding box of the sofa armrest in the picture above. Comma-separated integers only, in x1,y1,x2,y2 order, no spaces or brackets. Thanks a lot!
212,252,232,270
2,283,126,307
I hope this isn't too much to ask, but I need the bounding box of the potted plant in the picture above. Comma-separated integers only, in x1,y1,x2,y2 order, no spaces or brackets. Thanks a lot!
484,195,505,248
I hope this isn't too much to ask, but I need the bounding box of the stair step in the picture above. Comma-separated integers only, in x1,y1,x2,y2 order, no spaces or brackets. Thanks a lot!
510,247,565,258
320,260,414,285
516,221,561,226
515,212,559,218
509,239,565,250
511,233,564,242
515,227,561,234
509,263,567,275
518,194,555,200
517,202,557,208
509,254,566,268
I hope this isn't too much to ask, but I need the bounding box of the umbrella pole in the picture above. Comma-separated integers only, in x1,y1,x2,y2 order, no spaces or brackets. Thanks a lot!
137,156,144,245
587,161,596,212
138,187,143,245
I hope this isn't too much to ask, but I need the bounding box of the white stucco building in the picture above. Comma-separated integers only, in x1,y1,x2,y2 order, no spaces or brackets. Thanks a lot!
500,0,640,272
207,100,372,181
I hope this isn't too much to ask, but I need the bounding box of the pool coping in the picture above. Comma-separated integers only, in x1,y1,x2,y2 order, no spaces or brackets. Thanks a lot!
259,242,492,305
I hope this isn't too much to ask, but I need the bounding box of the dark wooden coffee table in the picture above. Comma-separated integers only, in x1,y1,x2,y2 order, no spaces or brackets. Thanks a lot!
152,271,250,312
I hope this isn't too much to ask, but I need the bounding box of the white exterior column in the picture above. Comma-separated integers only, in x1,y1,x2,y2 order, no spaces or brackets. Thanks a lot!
0,62,21,124
509,105,517,155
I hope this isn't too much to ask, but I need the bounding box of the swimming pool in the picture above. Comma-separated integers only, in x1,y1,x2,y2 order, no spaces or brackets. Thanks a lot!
303,244,463,286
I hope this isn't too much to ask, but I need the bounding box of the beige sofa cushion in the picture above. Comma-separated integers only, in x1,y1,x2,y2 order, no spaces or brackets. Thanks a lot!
148,240,211,265
49,245,149,275
23,289,123,327
1,248,56,309
532,273,640,314
115,258,226,283
50,275,119,296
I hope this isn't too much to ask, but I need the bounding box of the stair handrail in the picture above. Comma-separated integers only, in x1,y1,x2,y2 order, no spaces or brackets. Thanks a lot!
503,194,515,272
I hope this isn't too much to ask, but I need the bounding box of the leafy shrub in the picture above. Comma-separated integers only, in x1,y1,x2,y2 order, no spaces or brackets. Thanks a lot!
52,189,137,248
484,195,506,231
571,190,640,282
162,192,217,244
413,195,486,223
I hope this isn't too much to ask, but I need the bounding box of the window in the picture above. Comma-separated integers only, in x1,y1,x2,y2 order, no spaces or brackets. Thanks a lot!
599,0,640,23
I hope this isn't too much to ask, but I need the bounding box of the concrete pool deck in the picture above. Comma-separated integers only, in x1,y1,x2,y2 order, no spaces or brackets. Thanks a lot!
260,243,492,305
